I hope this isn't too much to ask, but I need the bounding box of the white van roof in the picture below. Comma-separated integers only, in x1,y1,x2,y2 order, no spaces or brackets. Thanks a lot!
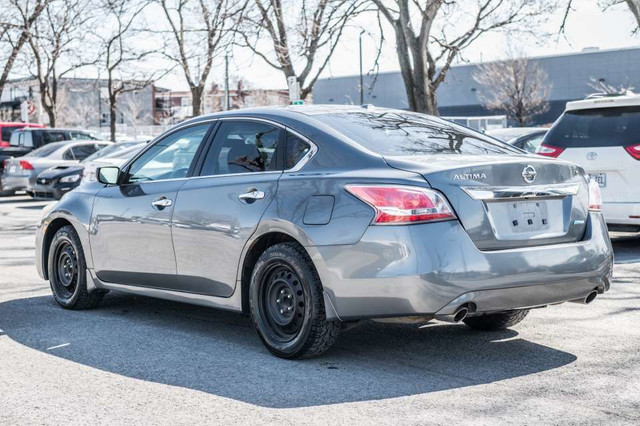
566,94,640,112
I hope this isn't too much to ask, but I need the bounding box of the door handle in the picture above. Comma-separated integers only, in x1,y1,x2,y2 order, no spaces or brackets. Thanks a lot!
238,189,265,203
151,197,173,209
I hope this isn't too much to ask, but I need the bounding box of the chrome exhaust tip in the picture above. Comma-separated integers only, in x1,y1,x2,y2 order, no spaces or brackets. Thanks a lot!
569,289,599,305
584,290,598,304
436,306,469,323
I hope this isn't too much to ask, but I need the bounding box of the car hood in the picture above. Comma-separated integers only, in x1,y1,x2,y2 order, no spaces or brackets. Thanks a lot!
38,164,85,179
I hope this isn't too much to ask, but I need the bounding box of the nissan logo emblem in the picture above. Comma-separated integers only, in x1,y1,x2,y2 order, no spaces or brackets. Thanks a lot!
586,152,598,160
522,165,537,184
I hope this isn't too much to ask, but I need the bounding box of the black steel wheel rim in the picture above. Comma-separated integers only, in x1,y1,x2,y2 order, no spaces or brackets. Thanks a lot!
259,263,306,343
53,241,78,299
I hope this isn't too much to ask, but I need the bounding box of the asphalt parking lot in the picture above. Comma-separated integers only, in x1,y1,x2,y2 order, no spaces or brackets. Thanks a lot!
0,195,638,425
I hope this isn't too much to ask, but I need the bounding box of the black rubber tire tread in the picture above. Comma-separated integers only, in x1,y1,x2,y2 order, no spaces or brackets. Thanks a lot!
250,242,341,359
49,226,105,310
463,309,530,331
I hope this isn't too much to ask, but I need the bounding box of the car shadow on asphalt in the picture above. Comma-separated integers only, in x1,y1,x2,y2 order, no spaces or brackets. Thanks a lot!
0,293,577,408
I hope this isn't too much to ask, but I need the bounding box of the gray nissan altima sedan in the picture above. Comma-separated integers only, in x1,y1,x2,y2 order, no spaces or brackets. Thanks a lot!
35,106,614,358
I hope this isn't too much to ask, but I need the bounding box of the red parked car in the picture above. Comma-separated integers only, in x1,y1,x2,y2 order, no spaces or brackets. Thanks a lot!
0,122,45,147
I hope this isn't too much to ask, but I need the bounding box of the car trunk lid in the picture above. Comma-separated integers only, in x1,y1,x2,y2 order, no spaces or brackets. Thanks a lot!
384,154,590,250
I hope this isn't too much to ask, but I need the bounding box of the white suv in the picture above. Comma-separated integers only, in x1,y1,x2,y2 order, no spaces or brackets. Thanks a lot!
538,94,640,232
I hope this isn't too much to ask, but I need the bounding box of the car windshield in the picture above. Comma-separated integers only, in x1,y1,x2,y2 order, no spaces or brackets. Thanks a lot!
545,105,640,148
28,142,66,157
315,111,519,156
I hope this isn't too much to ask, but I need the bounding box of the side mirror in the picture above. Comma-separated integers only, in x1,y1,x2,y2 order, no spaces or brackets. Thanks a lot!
97,166,121,185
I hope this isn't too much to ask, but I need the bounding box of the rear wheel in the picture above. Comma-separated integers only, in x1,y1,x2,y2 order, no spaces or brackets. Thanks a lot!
463,309,529,331
48,225,105,309
249,243,340,359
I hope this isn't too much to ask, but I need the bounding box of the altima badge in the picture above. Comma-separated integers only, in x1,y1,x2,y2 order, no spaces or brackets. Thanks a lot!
522,165,537,183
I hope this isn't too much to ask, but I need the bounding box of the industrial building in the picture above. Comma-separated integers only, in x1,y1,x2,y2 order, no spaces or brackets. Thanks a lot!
313,46,640,125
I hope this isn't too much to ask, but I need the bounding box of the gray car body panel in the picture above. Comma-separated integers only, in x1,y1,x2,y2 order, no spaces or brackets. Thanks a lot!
35,106,614,322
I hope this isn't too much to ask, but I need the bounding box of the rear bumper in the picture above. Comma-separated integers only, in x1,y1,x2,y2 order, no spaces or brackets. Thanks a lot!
309,212,613,321
1,174,30,191
603,201,640,226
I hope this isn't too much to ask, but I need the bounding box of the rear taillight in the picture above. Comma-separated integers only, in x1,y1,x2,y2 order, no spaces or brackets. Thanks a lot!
19,160,34,170
624,143,640,160
537,143,565,158
0,141,9,148
588,177,602,211
345,184,457,224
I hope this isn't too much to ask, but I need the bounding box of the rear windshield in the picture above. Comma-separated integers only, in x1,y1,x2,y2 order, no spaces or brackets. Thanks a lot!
29,142,66,157
545,106,640,148
315,111,518,156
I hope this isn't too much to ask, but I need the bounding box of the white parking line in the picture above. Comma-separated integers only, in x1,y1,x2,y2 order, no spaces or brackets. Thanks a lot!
46,343,70,351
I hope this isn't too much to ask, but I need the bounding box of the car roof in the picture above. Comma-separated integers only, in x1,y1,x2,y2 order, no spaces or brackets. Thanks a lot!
181,104,398,123
13,127,93,133
566,94,640,111
0,122,44,127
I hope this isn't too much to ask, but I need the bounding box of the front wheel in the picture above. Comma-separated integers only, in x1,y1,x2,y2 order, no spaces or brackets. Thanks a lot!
249,243,340,359
463,309,529,331
48,225,106,309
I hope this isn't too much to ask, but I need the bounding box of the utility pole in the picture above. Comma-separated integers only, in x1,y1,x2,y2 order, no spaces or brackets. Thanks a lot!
359,30,365,105
224,54,230,111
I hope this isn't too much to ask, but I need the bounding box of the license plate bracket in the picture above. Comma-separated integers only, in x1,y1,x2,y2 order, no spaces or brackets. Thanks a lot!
508,201,550,234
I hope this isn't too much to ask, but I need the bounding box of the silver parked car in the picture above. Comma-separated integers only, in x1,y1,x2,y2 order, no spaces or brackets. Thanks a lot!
486,127,548,153
35,106,614,359
3,140,111,194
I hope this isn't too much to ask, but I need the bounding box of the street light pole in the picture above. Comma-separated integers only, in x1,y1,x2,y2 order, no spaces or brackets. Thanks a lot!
359,30,365,105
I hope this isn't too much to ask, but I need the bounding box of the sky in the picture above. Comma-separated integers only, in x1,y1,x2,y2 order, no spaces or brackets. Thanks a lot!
153,0,639,92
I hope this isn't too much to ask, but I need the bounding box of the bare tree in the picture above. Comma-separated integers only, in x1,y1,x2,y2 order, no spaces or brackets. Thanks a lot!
561,0,640,34
156,0,245,116
56,80,100,127
120,93,152,138
239,0,367,100
26,0,92,126
0,0,51,99
371,0,553,115
95,0,165,141
473,52,550,126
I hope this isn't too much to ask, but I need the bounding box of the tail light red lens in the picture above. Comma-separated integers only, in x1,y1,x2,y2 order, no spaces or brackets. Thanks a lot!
588,177,602,211
624,143,640,160
19,160,34,170
0,141,9,148
536,143,565,158
345,184,457,224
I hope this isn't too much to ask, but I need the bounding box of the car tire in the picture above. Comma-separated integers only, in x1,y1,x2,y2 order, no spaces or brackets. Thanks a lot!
48,225,106,309
0,190,14,197
249,242,341,359
463,309,529,331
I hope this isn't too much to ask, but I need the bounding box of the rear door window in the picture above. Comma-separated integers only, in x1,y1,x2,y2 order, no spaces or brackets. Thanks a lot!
70,132,97,140
42,131,67,143
314,111,518,156
200,121,281,176
545,106,640,148
70,144,101,160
